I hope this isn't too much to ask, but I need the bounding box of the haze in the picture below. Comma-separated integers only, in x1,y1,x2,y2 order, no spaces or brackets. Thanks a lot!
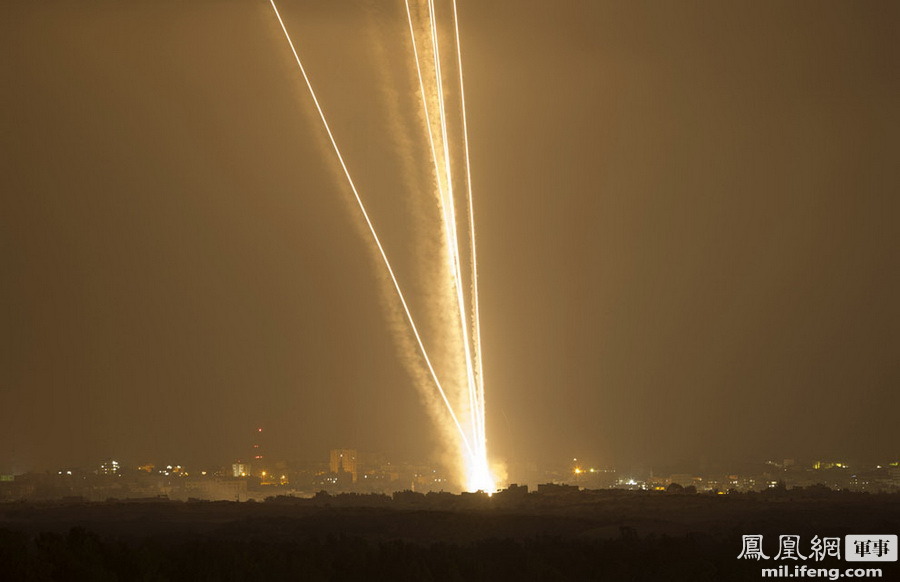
2,0,897,474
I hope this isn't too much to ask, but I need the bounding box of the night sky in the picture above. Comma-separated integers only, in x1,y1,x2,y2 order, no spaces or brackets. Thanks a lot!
2,0,897,474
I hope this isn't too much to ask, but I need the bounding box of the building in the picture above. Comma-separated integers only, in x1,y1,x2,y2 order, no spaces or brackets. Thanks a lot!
330,449,358,483
232,427,266,478
98,459,120,475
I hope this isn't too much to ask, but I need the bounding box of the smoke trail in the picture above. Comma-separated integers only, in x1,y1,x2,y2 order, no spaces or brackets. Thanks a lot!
408,0,493,491
451,0,488,465
405,0,478,466
425,0,481,460
268,0,473,459
269,0,493,491
362,0,470,486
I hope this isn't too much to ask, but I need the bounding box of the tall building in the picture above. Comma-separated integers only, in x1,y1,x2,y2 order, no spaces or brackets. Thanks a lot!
252,427,264,464
233,427,265,478
329,449,358,483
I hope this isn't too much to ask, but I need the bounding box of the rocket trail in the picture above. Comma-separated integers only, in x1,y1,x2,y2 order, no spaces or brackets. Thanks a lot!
425,0,481,455
408,0,479,453
267,0,474,459
404,0,448,224
270,0,493,491
417,0,491,490
405,0,480,452
451,0,487,457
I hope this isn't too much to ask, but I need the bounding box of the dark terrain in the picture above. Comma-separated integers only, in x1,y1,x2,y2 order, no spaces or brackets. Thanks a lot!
1,490,898,581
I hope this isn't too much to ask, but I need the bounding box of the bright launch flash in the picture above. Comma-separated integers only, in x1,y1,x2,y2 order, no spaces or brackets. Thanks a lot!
269,0,495,492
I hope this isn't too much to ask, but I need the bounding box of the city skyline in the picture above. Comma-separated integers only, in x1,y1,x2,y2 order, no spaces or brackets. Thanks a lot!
4,447,899,503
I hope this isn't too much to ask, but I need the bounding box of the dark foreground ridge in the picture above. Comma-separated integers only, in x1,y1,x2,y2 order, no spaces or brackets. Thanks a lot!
1,489,898,581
